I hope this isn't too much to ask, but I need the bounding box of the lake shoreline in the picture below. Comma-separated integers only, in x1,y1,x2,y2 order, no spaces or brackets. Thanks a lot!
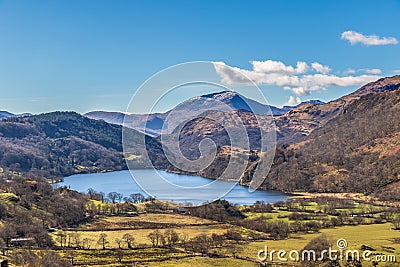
55,169,289,205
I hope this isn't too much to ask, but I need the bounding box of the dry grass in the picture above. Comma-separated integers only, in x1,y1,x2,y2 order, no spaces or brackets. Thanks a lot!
61,225,232,249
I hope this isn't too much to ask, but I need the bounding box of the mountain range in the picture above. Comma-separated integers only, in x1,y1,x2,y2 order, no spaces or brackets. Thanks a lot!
179,76,400,199
0,76,399,200
85,92,324,137
160,76,400,199
0,111,31,120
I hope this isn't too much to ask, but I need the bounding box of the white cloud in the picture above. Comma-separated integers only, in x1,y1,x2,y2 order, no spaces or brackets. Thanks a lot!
364,68,382,75
252,60,309,74
311,62,331,74
284,86,314,96
213,61,381,96
341,30,398,46
344,68,382,75
344,69,356,74
286,96,301,106
393,70,400,74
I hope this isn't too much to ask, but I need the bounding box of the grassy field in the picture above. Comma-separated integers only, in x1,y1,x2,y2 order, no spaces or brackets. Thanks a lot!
14,197,400,266
61,225,232,248
102,214,215,224
145,256,258,267
58,252,258,267
59,213,234,249
239,223,400,266
54,222,400,266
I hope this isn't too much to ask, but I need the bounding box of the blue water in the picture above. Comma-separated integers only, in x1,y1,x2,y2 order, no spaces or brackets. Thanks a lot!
56,169,288,205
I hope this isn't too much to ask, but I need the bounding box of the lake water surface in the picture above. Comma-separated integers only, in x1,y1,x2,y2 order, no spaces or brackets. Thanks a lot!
56,170,288,205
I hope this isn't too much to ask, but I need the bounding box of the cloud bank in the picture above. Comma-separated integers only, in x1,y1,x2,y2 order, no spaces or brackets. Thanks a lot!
213,60,380,96
341,30,398,46
285,96,301,106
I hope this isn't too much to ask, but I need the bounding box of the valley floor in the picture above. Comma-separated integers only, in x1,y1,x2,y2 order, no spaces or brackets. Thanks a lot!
2,196,399,267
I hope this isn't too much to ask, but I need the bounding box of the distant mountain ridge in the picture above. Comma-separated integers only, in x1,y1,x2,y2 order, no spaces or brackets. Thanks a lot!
0,111,15,120
85,91,324,136
0,110,32,120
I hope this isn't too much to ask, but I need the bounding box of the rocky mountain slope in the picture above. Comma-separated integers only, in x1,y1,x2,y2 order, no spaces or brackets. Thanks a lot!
275,76,400,143
85,91,323,136
0,112,165,179
261,84,400,199
163,76,400,199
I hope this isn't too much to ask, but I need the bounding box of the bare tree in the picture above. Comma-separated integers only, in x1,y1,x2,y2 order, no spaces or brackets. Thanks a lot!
87,188,96,199
56,231,67,247
107,192,118,204
115,249,124,263
130,193,146,203
148,230,162,247
97,233,108,249
191,234,211,256
81,238,93,249
41,251,71,267
211,233,224,248
148,232,156,247
72,231,81,248
164,229,179,246
99,192,105,203
116,193,124,203
181,233,189,251
226,244,243,258
122,233,135,249
65,249,75,265
115,238,122,249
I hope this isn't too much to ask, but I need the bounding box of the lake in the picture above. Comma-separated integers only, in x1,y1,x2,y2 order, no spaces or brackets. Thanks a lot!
56,169,288,205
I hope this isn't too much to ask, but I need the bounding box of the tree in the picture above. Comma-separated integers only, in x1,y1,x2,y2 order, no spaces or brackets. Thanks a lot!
181,233,189,251
97,233,108,249
148,230,162,247
87,188,96,199
0,224,16,247
15,249,40,266
0,238,7,256
116,193,123,203
226,244,243,258
65,249,75,266
115,249,124,263
302,234,332,267
148,232,156,247
107,192,118,204
99,192,105,203
164,229,179,246
115,238,122,249
122,233,135,249
224,229,242,243
41,251,71,267
392,217,400,230
191,234,211,256
269,221,290,240
71,231,81,248
130,193,145,203
211,233,224,247
34,230,54,248
81,238,93,249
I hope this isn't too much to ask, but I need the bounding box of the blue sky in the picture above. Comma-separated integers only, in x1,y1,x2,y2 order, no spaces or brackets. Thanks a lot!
0,0,399,114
